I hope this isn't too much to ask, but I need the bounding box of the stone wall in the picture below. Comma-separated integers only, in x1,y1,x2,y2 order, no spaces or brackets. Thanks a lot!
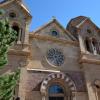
24,71,87,100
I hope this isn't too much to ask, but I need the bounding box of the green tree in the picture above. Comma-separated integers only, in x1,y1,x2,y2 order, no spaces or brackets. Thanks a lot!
0,9,20,100
0,11,17,67
0,69,20,100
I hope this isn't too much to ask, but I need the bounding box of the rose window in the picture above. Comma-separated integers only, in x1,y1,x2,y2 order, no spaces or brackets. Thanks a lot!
46,48,64,66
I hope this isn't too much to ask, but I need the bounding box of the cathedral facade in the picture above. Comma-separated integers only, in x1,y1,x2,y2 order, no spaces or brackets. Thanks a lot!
0,0,100,100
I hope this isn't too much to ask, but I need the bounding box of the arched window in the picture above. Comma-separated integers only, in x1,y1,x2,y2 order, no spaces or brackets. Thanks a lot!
12,25,19,34
49,84,64,94
9,12,16,18
85,37,100,55
91,38,97,55
12,25,19,42
85,38,93,53
12,23,22,43
48,84,65,100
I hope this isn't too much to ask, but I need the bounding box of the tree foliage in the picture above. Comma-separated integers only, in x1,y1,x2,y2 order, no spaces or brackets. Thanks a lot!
0,69,20,100
0,9,20,100
0,10,17,67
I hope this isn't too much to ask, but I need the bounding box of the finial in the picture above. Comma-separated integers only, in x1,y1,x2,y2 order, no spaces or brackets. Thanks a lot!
52,16,56,19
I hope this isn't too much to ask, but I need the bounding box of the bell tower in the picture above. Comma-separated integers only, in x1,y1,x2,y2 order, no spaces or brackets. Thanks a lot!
76,17,100,63
0,0,32,52
78,17,100,100
67,16,100,100
0,1,32,99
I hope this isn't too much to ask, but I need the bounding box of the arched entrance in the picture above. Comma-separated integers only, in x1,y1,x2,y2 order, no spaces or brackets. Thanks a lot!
48,84,64,100
40,73,76,100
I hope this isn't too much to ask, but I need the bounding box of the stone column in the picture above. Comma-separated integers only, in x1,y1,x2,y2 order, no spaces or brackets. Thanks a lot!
78,34,86,53
90,39,97,55
42,96,46,100
83,66,98,100
18,67,28,100
94,80,100,100
24,21,29,44
17,28,21,44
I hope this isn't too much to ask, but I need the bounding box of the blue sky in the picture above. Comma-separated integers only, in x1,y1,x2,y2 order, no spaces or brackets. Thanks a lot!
24,0,100,31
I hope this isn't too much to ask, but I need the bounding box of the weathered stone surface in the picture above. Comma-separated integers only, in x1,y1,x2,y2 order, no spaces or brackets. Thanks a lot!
1,1,100,100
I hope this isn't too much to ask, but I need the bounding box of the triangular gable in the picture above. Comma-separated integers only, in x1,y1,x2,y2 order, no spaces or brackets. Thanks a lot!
30,18,76,41
77,18,100,34
76,18,100,40
0,0,32,19
76,18,100,31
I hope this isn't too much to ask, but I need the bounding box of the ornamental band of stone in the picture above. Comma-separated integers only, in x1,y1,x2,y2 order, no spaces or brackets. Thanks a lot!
40,73,76,95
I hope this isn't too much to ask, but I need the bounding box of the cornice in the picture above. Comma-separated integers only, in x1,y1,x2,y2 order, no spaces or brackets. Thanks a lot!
0,0,14,7
16,0,32,20
29,34,79,47
27,68,60,73
80,58,100,65
79,53,100,65
8,49,30,56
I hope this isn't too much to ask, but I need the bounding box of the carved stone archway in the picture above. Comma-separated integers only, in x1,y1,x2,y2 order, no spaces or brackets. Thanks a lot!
40,73,76,100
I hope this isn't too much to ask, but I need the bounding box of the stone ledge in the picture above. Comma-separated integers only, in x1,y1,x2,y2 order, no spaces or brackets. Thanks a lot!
79,53,100,65
29,34,79,46
8,49,30,56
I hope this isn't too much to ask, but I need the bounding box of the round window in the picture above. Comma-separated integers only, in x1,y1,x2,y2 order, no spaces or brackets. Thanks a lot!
46,48,65,66
50,29,59,37
52,30,58,36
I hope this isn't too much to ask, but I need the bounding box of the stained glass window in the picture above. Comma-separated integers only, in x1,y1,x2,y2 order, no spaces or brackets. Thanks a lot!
47,48,64,66
49,85,64,94
49,84,64,100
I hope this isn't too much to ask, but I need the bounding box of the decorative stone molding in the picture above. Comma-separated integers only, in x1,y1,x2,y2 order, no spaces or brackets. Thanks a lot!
29,34,79,46
8,49,30,56
40,73,76,96
79,53,100,65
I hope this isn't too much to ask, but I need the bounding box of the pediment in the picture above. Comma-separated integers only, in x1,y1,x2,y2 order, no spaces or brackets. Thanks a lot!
0,0,32,20
78,19,100,39
30,18,76,41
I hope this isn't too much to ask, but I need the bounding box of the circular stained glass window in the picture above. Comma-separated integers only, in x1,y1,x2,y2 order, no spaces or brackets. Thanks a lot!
46,48,65,66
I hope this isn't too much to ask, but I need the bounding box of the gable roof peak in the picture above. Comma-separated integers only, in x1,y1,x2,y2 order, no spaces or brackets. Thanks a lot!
67,16,89,28
0,0,22,4
30,17,76,41
52,16,56,19
0,0,32,20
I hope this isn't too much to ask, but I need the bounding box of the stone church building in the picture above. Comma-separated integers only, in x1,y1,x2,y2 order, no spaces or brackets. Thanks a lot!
0,0,100,100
